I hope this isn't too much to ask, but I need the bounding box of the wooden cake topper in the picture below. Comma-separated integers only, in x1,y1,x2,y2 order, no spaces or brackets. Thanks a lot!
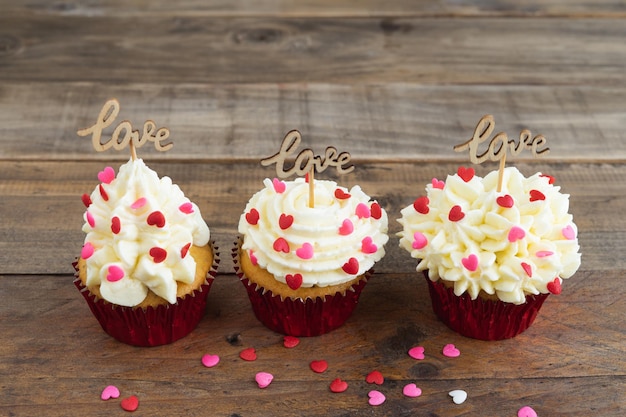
261,130,354,207
77,98,172,159
454,115,550,191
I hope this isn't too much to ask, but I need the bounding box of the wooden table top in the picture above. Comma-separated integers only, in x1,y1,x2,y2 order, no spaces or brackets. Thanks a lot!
1,1,625,416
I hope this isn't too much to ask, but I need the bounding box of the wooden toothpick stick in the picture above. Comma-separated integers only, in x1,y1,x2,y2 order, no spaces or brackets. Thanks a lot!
308,167,315,208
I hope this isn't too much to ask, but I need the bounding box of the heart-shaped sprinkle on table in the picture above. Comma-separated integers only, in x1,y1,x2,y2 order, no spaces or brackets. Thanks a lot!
245,208,260,225
283,336,300,348
449,389,467,404
106,265,124,282
403,383,422,398
408,346,425,360
361,237,377,254
457,166,475,182
285,273,303,290
496,194,514,208
412,232,427,250
462,254,478,272
518,405,538,417
100,385,120,401
98,166,115,184
547,277,562,294
334,189,351,200
81,242,94,260
329,378,348,393
146,211,166,228
529,189,546,202
239,347,257,361
432,178,445,189
309,360,328,373
442,343,461,358
365,370,384,385
272,178,286,193
370,202,382,219
201,354,220,368
273,237,290,253
448,205,465,222
356,203,371,219
120,395,139,412
368,390,386,406
339,219,354,235
508,226,526,242
149,247,167,263
111,216,121,234
255,372,274,389
179,202,194,214
296,243,314,259
279,213,294,230
342,257,359,275
413,196,429,214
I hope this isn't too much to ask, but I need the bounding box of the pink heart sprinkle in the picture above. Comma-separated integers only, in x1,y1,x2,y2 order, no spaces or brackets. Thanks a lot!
412,232,428,250
518,406,538,417
462,254,478,272
562,225,576,240
296,242,314,259
179,202,194,214
339,219,354,235
368,390,386,406
408,346,425,360
201,354,220,368
442,343,461,358
431,178,445,189
249,250,258,266
403,383,422,398
86,211,95,228
521,262,533,278
106,265,124,282
131,197,147,209
101,385,120,401
255,372,273,389
361,236,378,254
356,203,371,219
508,226,526,242
97,166,115,184
272,178,286,193
536,251,554,258
81,242,94,260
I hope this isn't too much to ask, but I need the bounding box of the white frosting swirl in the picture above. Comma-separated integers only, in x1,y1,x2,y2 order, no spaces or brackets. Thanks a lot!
238,178,389,287
81,158,210,307
398,167,581,304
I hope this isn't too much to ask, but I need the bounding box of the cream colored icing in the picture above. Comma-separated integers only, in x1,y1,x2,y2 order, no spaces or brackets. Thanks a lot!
238,178,389,287
81,158,210,307
398,167,581,304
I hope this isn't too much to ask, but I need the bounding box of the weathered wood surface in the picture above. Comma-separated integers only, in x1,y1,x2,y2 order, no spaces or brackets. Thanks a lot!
1,0,625,416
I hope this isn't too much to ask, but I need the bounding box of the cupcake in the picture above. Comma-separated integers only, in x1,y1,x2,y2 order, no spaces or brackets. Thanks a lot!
74,158,217,346
397,166,581,340
235,177,389,336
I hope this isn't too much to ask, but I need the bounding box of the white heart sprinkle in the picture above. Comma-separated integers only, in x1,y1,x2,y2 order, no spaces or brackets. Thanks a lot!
449,389,468,404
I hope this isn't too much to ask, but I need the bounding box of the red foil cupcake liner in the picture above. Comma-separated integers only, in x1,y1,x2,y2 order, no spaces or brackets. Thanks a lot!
232,242,369,337
73,242,219,347
424,272,549,340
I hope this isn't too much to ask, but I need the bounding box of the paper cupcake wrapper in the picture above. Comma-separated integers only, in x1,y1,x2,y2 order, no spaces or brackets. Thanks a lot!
73,242,219,347
232,240,369,337
425,273,549,341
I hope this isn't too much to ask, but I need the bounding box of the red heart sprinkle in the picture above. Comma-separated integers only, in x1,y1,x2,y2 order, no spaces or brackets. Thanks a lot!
329,378,348,393
370,202,382,219
179,202,194,214
279,213,294,230
150,247,167,263
181,242,191,258
530,190,546,202
239,347,257,361
245,208,260,225
81,193,92,207
457,166,475,182
342,257,359,275
99,184,109,201
285,273,303,290
448,205,465,222
366,370,384,385
413,196,429,214
111,216,121,234
147,211,166,228
305,172,310,183
283,336,300,348
120,395,139,412
309,360,328,373
496,194,514,208
547,278,562,295
273,237,290,253
334,188,351,200
540,174,556,184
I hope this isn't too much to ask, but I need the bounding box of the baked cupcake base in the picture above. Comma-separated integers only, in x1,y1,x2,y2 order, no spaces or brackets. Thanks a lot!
233,240,369,337
73,242,219,347
424,273,549,340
